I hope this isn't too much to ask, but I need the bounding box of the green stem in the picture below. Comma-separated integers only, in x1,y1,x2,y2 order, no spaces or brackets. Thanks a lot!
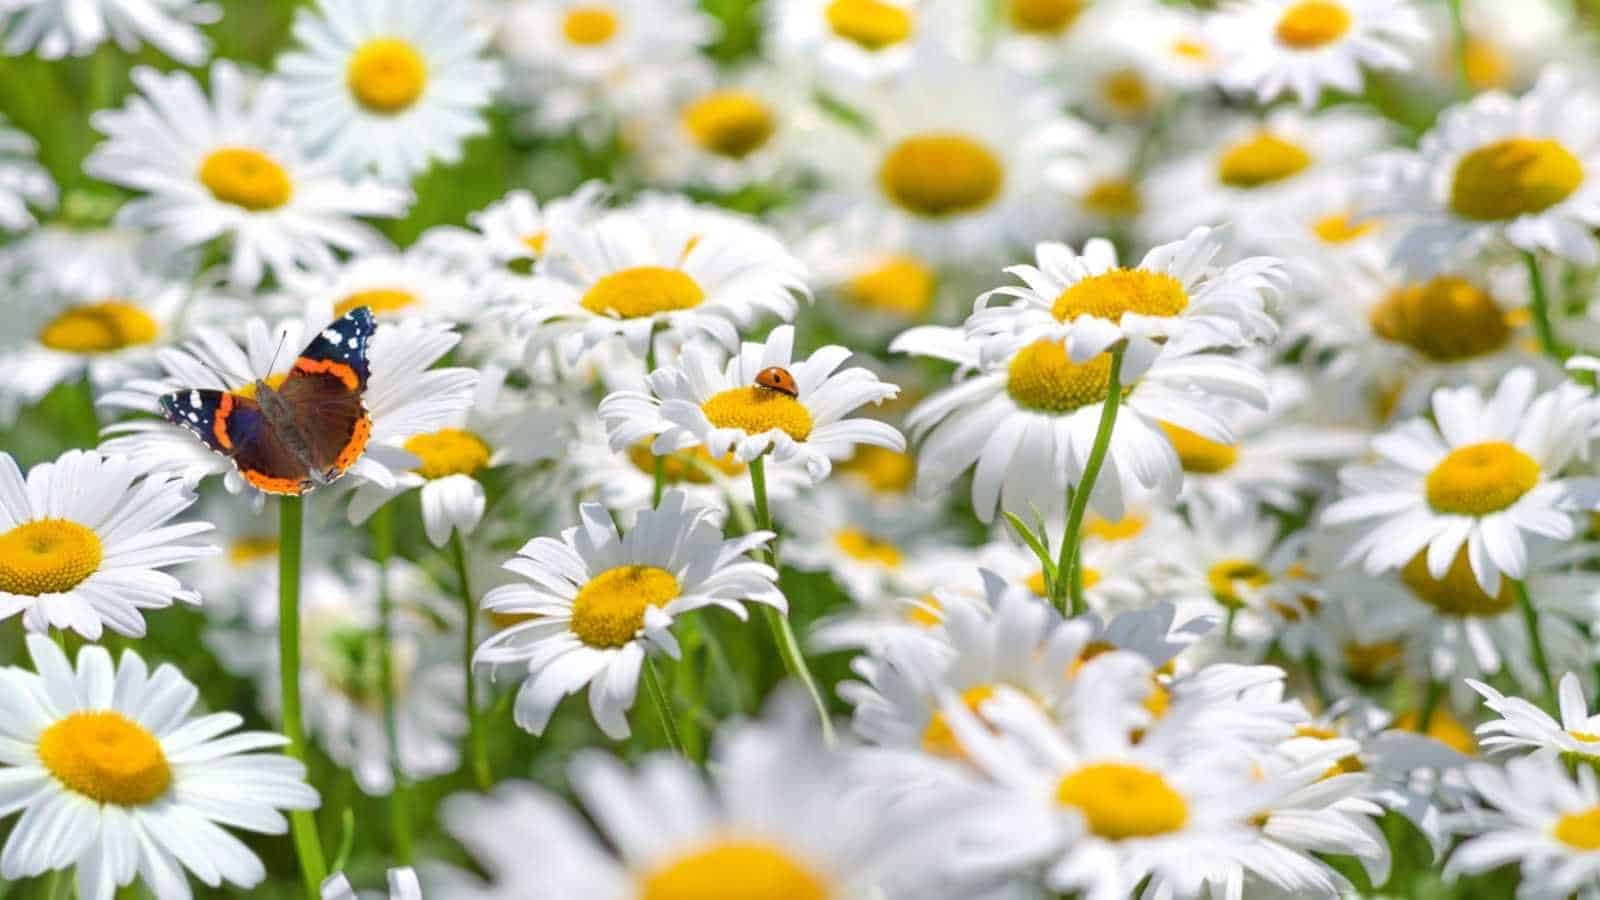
749,457,836,745
643,656,685,755
1052,345,1126,617
370,506,412,864
1418,677,1444,734
1222,605,1239,648
278,497,328,898
1524,251,1563,360
450,532,492,791
1301,652,1332,710
1515,579,1560,708
74,376,100,448
1445,0,1472,98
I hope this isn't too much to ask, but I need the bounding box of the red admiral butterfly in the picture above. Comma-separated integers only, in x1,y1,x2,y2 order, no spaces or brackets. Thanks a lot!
160,307,376,495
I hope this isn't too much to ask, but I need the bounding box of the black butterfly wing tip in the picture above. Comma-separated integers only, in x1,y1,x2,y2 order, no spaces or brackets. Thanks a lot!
344,306,376,329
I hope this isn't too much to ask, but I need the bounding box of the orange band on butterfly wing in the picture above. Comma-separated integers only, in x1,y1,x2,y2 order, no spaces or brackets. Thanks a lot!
292,356,360,392
240,467,309,495
213,393,234,450
331,414,372,476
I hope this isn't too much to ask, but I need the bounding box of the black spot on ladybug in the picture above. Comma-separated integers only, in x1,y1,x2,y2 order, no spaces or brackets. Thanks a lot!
754,366,799,398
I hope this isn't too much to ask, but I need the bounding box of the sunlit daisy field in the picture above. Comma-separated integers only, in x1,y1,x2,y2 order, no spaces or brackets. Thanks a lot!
8,0,1600,897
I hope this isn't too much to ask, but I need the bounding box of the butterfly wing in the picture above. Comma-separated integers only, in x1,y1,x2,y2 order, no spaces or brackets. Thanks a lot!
160,389,313,495
276,306,377,481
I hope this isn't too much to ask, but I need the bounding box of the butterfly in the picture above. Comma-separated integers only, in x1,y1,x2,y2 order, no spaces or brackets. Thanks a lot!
160,307,376,496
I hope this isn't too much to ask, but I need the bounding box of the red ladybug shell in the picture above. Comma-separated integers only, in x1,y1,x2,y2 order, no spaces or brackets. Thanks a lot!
754,366,799,397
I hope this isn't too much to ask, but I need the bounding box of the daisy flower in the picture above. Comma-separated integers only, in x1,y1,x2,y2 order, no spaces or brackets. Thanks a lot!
779,482,948,603
323,868,421,900
632,61,812,191
1447,753,1600,899
966,226,1283,366
284,244,482,326
600,324,904,483
767,0,959,84
510,195,808,365
0,450,216,640
1208,0,1426,107
475,490,784,738
100,313,478,499
1045,129,1150,246
277,0,504,182
85,62,410,290
1370,66,1600,272
893,325,1268,523
418,182,606,277
1322,366,1595,594
1470,672,1600,761
0,635,319,900
0,0,218,63
795,210,944,339
0,113,53,232
1416,0,1591,96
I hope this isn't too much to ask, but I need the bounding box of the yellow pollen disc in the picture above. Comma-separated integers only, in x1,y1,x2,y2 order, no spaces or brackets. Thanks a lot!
1462,36,1510,91
1171,37,1210,61
1142,679,1171,720
1007,0,1086,34
1275,1,1352,49
905,594,942,627
1424,441,1539,516
1554,808,1600,850
235,372,289,401
1342,640,1402,682
1369,276,1510,362
878,133,1005,219
563,6,620,45
334,288,419,318
1085,513,1146,542
1296,725,1340,740
1394,707,1477,755
640,840,830,900
1006,341,1121,414
347,38,428,114
1312,211,1378,244
1450,137,1584,222
198,147,293,211
490,610,539,629
845,255,936,317
1208,558,1271,609
921,684,999,759
1069,640,1116,677
569,565,680,649
1399,547,1515,618
1025,570,1049,596
627,443,745,483
1052,268,1187,325
37,711,172,806
1101,69,1152,116
1571,730,1600,743
1320,754,1365,780
1083,178,1141,217
701,386,814,441
404,428,491,480
841,446,915,493
523,231,548,255
0,519,103,596
682,90,776,159
1159,421,1238,474
833,528,902,567
37,300,159,354
580,266,705,318
227,537,278,566
825,0,914,50
1217,132,1312,189
1055,762,1188,839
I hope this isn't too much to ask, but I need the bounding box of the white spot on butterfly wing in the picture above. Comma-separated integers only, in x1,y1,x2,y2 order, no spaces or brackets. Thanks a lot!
321,328,341,343
189,390,200,405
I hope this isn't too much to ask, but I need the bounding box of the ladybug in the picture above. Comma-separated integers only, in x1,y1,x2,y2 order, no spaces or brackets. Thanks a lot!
754,366,799,398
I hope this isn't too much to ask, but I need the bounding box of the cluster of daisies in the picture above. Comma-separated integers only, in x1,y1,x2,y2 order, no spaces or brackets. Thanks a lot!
7,0,1600,898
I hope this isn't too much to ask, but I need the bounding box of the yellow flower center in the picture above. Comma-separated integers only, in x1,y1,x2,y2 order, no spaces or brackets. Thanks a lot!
1275,1,1352,49
640,841,831,900
1571,729,1600,744
904,593,943,627
1006,342,1122,414
879,134,1005,219
1100,69,1152,116
0,519,103,596
1342,639,1402,682
1450,138,1584,222
1085,513,1146,542
1055,763,1188,839
825,0,914,50
921,684,999,759
627,443,746,483
1394,706,1477,755
523,231,548,255
1424,441,1539,516
334,288,419,318
227,537,278,566
1171,37,1210,61
1554,807,1600,851
701,386,814,441
563,6,620,45
1083,178,1141,217
1296,725,1340,740
1400,547,1516,617
833,528,902,567
37,711,172,806
490,610,539,629
1026,568,1099,597
37,300,159,354
1369,276,1511,363
682,91,776,159
580,266,705,318
198,147,293,211
1462,36,1510,91
1217,132,1312,189
1159,421,1238,474
840,446,915,494
569,565,680,649
1312,211,1378,244
403,428,491,480
845,255,936,317
1007,0,1086,34
1208,559,1271,609
1052,268,1187,325
347,38,428,114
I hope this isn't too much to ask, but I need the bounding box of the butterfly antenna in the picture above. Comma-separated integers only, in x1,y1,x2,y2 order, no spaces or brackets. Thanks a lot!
264,327,293,378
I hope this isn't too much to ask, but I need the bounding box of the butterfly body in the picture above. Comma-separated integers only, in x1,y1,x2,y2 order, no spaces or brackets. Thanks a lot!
159,308,377,496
